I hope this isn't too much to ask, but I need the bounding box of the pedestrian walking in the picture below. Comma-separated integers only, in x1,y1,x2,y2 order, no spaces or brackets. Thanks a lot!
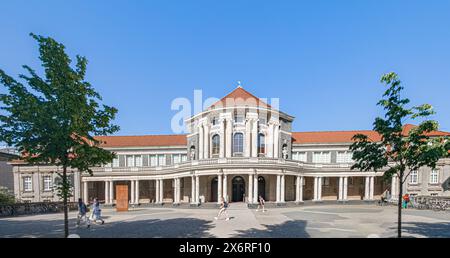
214,197,230,221
76,198,90,228
90,198,105,224
256,195,266,212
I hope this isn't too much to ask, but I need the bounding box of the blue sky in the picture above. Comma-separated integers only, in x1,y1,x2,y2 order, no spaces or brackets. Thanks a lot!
1,0,449,136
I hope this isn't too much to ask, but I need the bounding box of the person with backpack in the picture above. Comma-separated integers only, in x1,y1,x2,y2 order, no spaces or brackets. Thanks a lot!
76,198,90,228
214,197,230,221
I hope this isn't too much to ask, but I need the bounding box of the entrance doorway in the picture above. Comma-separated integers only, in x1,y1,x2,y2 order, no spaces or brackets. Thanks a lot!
232,176,245,202
211,177,218,202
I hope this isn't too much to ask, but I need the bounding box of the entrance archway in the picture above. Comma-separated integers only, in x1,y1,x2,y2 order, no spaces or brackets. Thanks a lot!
211,177,218,202
232,176,245,202
258,176,266,200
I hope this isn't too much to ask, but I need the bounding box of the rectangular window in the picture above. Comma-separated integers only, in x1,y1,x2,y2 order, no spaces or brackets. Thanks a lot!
43,175,53,191
173,154,181,164
410,171,418,184
135,155,142,167
312,151,331,163
293,152,307,162
23,176,32,192
211,117,218,125
158,155,166,166
234,112,244,123
181,154,187,162
112,157,119,167
150,155,157,167
126,155,134,167
430,169,439,184
336,151,352,163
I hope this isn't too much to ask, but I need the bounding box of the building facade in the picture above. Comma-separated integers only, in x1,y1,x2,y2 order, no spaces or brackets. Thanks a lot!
10,87,450,205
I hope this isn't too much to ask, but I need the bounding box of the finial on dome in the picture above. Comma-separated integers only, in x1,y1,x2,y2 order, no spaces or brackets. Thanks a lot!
237,80,242,88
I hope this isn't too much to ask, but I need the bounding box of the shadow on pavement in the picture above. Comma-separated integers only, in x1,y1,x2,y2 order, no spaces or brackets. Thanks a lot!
400,221,450,238
0,217,215,238
233,220,310,238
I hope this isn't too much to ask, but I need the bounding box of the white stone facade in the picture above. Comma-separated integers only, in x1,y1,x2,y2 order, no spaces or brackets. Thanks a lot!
9,87,450,204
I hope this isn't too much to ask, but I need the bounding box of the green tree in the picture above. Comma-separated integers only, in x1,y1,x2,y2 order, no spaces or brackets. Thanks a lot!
0,33,119,237
350,72,450,238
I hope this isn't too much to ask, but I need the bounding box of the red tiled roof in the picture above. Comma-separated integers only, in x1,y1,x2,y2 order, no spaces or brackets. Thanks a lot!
292,124,450,144
208,86,271,110
292,130,382,144
95,134,187,148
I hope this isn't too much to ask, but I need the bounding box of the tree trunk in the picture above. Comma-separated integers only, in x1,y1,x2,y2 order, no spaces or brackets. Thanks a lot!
397,171,403,238
63,165,69,238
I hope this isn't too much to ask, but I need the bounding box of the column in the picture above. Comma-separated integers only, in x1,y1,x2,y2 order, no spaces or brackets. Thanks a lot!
104,181,109,204
223,175,228,202
267,123,274,158
225,118,232,158
109,180,114,204
160,179,164,203
159,179,164,203
391,175,397,199
369,176,375,200
173,178,177,204
218,174,223,203
156,179,160,203
245,119,251,157
317,177,322,201
295,176,300,202
195,176,200,204
74,172,81,201
276,175,281,202
299,176,304,202
343,177,348,200
83,181,88,202
273,123,279,158
251,119,258,157
130,180,135,204
219,119,225,158
248,174,253,203
281,174,285,202
135,180,140,204
313,177,318,201
204,125,210,159
191,176,195,204
364,176,370,200
338,177,343,200
253,174,258,203
199,124,204,160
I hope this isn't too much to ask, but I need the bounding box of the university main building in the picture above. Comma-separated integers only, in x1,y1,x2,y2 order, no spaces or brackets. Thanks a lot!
10,87,450,205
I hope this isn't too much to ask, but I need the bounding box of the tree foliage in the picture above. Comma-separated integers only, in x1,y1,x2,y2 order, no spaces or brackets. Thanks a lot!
350,72,450,237
0,33,119,236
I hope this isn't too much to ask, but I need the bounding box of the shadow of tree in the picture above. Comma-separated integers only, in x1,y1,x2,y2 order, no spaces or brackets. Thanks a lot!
233,220,310,238
0,217,214,238
400,222,450,238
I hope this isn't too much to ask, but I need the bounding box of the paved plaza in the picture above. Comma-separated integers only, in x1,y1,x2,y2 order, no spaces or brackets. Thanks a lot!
1,203,449,238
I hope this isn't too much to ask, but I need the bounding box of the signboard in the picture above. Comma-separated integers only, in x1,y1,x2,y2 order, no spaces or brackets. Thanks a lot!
116,183,129,212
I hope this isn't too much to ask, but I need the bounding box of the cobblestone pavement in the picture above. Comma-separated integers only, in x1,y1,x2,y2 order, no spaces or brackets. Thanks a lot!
1,203,449,238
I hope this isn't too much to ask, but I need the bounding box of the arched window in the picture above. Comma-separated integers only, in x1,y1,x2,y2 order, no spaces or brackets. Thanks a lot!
212,134,220,155
258,133,265,155
233,133,244,155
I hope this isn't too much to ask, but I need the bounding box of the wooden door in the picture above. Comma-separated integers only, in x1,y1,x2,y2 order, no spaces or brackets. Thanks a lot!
116,184,129,212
